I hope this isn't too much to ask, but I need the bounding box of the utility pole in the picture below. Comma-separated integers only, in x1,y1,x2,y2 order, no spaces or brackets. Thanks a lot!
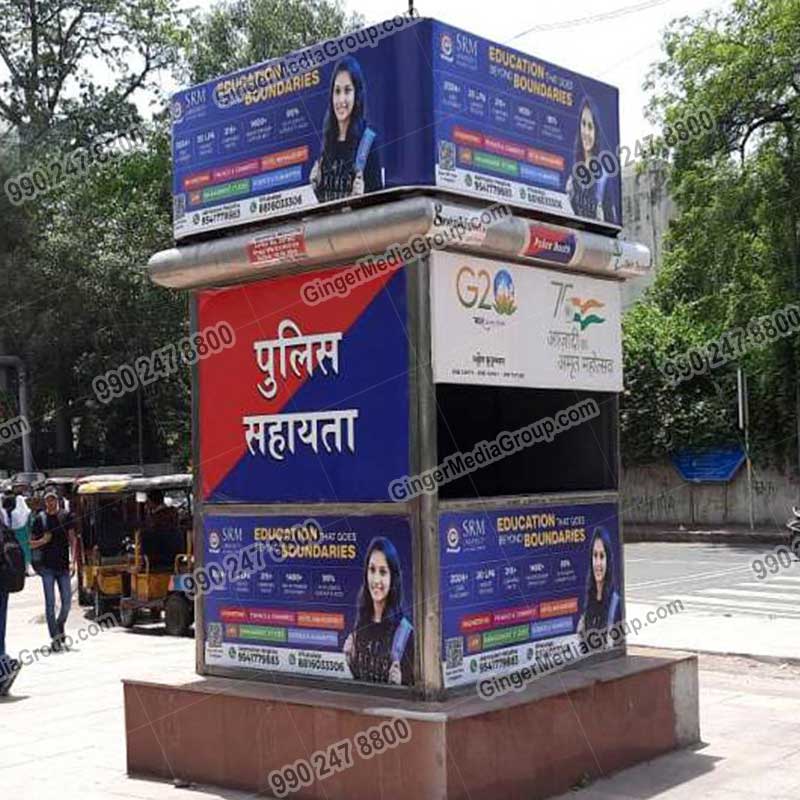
137,386,145,475
738,367,754,531
0,356,34,473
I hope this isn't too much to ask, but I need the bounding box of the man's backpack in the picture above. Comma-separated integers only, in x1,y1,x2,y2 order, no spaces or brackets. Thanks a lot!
0,524,26,593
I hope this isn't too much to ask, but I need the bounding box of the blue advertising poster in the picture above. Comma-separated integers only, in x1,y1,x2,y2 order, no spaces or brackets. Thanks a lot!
431,20,621,230
439,502,622,688
203,514,415,686
170,17,621,239
197,266,409,503
170,15,432,239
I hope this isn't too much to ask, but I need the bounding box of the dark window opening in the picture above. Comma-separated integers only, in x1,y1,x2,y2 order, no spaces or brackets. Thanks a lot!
435,385,617,498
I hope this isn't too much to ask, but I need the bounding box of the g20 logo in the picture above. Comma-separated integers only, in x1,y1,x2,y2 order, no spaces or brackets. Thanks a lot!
456,266,517,315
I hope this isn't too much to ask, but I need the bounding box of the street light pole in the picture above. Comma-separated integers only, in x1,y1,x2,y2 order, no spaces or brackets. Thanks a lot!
737,367,754,531
0,355,34,472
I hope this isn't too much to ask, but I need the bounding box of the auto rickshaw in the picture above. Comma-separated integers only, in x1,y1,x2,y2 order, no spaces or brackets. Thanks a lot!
117,474,194,636
75,474,143,614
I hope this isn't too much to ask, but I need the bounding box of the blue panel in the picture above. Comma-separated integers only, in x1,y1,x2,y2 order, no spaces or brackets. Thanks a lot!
171,19,433,238
671,446,746,483
439,502,623,688
171,18,621,239
202,514,415,686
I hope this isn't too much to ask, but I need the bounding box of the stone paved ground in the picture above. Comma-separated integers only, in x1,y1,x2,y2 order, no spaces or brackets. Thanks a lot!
2,578,798,799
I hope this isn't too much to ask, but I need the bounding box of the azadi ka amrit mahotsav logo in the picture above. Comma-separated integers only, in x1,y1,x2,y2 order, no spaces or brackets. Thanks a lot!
567,296,605,330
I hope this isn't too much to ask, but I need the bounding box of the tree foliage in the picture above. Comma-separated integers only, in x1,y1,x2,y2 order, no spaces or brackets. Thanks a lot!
623,0,800,469
0,0,186,151
0,0,354,473
182,0,361,84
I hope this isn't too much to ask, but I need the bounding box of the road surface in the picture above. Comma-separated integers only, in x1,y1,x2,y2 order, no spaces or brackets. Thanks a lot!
624,541,800,659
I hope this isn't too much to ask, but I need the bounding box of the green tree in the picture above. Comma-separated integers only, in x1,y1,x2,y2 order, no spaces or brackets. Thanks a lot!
0,0,359,472
0,0,186,150
183,0,361,84
622,0,800,470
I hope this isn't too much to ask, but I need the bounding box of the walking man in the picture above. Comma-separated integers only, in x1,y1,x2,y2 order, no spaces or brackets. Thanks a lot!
0,510,25,694
31,488,77,652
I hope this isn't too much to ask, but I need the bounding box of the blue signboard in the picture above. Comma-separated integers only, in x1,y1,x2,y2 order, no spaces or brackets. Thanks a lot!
671,446,746,483
430,20,621,229
439,502,622,688
197,267,409,503
170,17,621,239
202,514,415,686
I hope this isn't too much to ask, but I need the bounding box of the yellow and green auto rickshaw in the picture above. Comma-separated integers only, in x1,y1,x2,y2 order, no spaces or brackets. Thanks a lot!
118,475,194,636
75,474,143,615
77,473,194,635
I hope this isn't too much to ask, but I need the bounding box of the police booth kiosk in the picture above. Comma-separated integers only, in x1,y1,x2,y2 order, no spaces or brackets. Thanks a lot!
124,18,699,799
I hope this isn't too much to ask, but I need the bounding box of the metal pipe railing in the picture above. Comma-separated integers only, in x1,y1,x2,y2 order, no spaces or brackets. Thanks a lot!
148,196,651,290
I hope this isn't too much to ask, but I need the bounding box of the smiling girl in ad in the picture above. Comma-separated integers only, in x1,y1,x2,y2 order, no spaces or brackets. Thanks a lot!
576,526,621,646
343,536,414,685
310,56,384,202
567,97,618,224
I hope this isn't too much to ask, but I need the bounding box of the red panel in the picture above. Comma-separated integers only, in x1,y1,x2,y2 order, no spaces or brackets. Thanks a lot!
197,267,395,498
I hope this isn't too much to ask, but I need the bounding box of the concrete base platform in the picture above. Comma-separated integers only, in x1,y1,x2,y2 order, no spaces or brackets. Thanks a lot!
124,653,699,799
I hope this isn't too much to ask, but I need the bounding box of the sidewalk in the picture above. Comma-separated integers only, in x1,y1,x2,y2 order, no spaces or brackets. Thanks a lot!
0,579,202,799
3,581,800,799
625,522,787,545
555,652,800,800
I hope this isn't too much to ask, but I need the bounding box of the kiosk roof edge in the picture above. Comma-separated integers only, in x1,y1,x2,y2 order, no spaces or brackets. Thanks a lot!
149,197,650,291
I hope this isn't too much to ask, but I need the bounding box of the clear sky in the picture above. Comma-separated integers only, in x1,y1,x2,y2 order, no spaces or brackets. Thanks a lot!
138,0,734,147
170,0,731,146
349,0,731,144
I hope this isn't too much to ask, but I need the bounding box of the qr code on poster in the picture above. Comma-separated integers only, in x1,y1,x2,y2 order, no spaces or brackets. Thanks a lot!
438,139,456,172
173,193,186,219
445,637,464,669
207,622,223,647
